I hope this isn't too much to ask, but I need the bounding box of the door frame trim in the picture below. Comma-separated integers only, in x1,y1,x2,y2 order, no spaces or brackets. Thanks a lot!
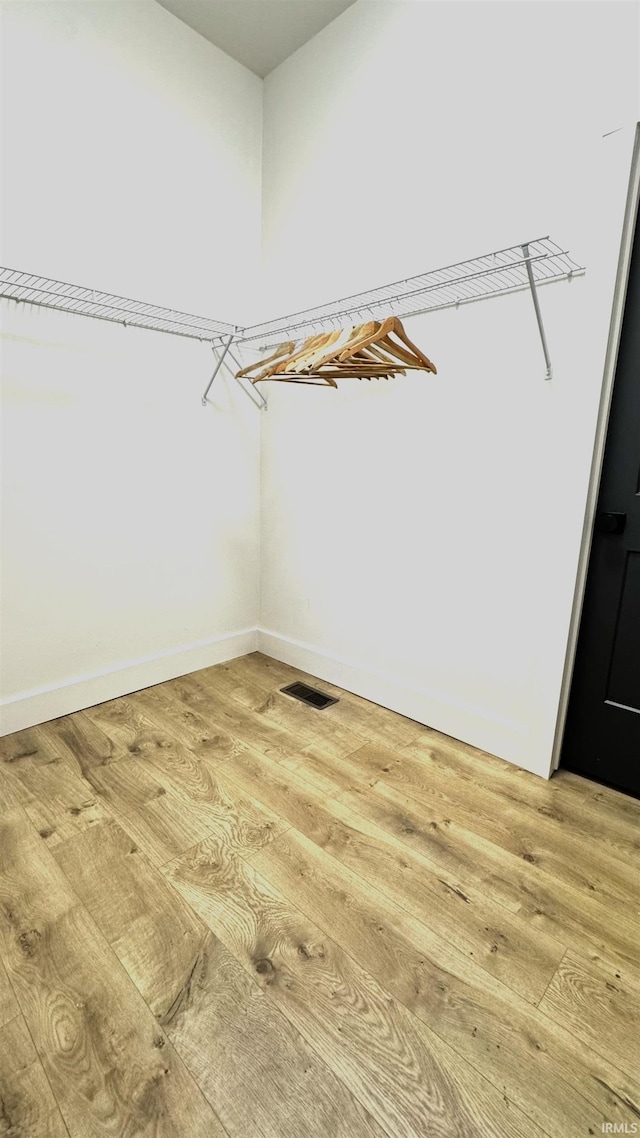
552,122,640,773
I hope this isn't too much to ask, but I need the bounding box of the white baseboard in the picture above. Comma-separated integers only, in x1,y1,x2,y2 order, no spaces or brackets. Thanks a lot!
1,624,547,779
256,628,546,778
0,629,259,737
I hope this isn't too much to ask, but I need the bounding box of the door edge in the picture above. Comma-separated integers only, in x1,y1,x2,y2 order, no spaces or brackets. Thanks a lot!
551,122,640,774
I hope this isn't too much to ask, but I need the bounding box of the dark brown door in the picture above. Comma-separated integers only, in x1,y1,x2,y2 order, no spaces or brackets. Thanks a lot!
561,204,640,797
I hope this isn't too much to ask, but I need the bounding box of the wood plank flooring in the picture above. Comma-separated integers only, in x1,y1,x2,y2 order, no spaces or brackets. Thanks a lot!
1,652,639,1137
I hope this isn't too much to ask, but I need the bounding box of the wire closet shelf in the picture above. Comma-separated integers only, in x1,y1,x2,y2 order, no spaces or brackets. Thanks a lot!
0,268,238,342
238,237,584,347
0,237,585,396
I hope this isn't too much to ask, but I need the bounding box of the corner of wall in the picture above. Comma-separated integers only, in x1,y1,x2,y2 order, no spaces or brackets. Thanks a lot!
0,629,260,738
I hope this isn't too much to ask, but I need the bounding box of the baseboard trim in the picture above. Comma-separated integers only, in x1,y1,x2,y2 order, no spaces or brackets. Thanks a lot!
1,625,545,778
256,628,544,777
0,628,259,736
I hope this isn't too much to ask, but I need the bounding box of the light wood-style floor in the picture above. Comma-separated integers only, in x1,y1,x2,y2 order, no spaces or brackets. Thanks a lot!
1,653,639,1137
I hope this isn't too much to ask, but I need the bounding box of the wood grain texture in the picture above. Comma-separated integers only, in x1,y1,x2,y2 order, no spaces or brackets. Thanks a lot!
1,725,110,847
219,652,419,746
38,712,118,775
0,765,23,817
56,752,218,868
159,670,364,797
220,744,565,1003
339,779,640,967
0,1014,70,1138
122,745,288,860
248,827,639,1135
163,839,547,1138
52,818,210,1022
401,730,640,865
164,929,387,1138
0,727,46,767
1,651,638,1137
37,710,284,868
156,664,363,768
195,667,366,761
131,680,307,767
0,956,19,1030
0,807,227,1137
539,950,640,1083
91,690,248,765
53,818,380,1138
349,741,640,911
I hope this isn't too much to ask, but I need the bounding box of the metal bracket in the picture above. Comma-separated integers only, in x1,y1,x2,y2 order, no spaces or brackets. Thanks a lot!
201,333,236,405
202,337,267,411
226,347,268,411
522,243,553,381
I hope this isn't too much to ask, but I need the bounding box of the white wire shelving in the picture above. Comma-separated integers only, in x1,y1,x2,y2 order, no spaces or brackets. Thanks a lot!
0,237,585,404
237,238,584,383
0,267,238,342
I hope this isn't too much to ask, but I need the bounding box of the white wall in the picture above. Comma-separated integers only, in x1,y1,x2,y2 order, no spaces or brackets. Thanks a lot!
0,0,262,321
259,1,640,777
0,0,263,733
2,0,638,775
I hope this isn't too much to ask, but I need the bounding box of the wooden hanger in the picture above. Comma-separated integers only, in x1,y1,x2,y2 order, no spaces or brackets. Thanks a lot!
247,332,381,385
277,329,346,373
289,323,378,373
388,317,437,372
335,317,393,360
252,354,404,383
239,324,415,381
251,333,335,383
337,317,437,373
361,335,426,370
238,315,436,386
253,371,338,387
235,341,295,378
273,323,368,375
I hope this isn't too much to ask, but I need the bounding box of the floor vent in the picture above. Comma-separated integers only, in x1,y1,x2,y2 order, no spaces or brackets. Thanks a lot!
280,682,339,710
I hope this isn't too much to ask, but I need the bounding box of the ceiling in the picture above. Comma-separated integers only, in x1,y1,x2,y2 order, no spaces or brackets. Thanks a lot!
156,0,357,78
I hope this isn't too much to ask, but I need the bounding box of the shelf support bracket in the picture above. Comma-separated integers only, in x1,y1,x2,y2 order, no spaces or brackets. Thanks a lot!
201,333,235,405
521,243,553,381
227,346,268,411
